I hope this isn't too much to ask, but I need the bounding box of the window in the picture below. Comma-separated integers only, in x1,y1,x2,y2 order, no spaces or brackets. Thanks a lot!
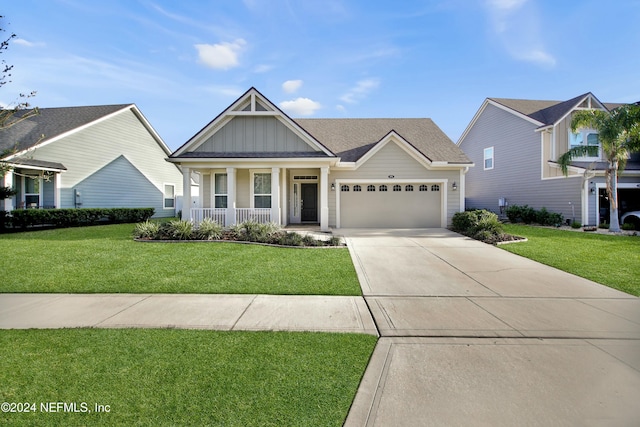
405,185,413,192
569,129,600,157
367,185,376,192
253,172,271,208
341,185,349,191
163,184,175,209
484,147,494,170
25,176,40,208
393,185,401,192
419,184,428,191
379,185,387,192
431,184,440,192
214,174,227,208
353,185,362,192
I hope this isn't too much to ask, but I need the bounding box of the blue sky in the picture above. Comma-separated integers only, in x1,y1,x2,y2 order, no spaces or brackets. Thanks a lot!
2,0,639,150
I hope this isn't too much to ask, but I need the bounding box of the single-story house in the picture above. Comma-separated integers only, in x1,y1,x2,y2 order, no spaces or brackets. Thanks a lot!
0,104,184,217
457,93,640,225
168,87,473,231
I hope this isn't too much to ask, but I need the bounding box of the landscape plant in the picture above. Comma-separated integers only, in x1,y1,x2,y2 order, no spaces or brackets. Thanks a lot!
451,209,508,244
558,104,640,232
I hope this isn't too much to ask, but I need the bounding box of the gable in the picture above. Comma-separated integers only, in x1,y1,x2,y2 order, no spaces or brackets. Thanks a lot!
356,138,430,174
193,116,320,154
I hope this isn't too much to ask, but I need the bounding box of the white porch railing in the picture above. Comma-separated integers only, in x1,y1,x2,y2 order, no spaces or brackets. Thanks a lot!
191,208,226,225
190,208,272,225
235,208,271,224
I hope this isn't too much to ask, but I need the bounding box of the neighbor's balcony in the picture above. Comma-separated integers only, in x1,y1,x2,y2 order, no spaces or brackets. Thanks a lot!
190,208,271,225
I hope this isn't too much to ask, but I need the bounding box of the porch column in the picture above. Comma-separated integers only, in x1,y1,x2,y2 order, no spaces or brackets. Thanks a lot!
320,167,329,231
226,167,236,227
54,172,61,209
182,166,191,220
3,170,13,211
271,167,280,225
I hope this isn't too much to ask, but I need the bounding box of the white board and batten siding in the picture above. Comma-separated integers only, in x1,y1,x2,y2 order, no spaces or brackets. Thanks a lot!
31,108,183,217
460,103,585,223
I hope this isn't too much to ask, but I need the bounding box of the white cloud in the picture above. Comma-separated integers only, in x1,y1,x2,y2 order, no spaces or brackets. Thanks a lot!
195,39,246,70
282,80,303,94
279,97,321,116
484,0,556,68
339,78,380,104
13,38,44,48
254,64,274,73
202,85,245,98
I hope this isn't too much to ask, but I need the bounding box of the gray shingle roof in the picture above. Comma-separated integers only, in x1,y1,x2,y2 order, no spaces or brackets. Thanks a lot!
0,104,131,156
294,118,471,163
489,93,628,127
177,151,332,158
8,158,66,170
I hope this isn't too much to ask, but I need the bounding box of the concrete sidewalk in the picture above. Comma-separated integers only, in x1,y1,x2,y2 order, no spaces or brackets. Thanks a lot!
340,228,640,426
0,293,378,335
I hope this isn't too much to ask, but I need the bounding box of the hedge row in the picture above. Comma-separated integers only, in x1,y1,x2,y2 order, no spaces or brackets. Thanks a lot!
505,204,563,226
0,208,155,230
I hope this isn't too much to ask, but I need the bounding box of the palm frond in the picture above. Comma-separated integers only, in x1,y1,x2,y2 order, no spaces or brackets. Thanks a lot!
557,145,595,175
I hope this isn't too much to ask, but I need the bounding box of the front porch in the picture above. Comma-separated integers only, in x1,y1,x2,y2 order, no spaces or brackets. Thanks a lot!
182,165,331,231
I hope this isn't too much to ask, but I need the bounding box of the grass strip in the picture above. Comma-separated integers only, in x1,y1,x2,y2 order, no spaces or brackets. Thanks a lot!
0,329,377,426
501,224,640,296
0,224,361,295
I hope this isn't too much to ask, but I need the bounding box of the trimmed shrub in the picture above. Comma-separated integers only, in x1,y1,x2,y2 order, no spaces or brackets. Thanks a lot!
621,222,635,231
451,209,505,243
231,220,281,242
571,221,582,229
276,232,304,246
7,207,154,230
506,204,563,226
327,236,342,246
195,217,223,240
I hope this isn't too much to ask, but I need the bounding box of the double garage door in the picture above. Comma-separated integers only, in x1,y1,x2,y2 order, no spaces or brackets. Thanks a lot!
339,183,442,228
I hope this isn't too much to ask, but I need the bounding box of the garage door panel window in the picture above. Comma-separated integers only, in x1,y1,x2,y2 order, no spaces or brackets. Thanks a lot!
367,185,375,192
405,185,413,192
419,184,428,191
431,184,440,191
393,185,401,192
353,185,361,192
341,185,349,191
379,185,387,192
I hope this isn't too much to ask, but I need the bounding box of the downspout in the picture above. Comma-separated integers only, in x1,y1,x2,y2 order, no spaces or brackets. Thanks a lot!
460,166,469,211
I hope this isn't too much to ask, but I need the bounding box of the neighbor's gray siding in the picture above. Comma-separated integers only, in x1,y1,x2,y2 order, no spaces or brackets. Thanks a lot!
460,103,584,223
42,179,55,207
30,108,183,217
194,116,318,153
70,155,163,211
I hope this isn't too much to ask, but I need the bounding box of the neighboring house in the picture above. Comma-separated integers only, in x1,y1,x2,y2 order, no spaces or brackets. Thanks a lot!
458,92,640,225
168,87,473,231
0,104,184,217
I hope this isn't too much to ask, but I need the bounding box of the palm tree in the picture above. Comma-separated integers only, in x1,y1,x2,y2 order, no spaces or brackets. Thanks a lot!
558,104,640,232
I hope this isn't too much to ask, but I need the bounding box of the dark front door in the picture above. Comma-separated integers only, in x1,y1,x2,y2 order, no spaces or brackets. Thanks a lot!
301,183,318,222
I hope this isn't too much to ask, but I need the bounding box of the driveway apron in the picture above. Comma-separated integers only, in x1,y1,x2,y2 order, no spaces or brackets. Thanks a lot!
341,228,640,426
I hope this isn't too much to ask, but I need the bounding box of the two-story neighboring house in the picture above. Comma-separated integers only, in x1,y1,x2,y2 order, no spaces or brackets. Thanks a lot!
458,92,640,226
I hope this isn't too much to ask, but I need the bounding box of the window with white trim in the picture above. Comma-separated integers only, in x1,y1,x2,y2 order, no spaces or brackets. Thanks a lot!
253,172,271,208
484,147,494,170
163,184,175,209
568,129,600,158
214,174,227,208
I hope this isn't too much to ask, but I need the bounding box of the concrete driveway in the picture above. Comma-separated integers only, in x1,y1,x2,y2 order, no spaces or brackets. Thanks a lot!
340,228,640,426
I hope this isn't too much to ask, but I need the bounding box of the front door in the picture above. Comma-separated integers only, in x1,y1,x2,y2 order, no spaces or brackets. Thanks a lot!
301,183,318,222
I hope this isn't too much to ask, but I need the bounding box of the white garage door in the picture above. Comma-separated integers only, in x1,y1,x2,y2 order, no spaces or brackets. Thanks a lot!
340,183,442,228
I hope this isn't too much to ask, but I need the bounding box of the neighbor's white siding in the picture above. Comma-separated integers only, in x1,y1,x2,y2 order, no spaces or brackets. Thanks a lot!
29,108,183,217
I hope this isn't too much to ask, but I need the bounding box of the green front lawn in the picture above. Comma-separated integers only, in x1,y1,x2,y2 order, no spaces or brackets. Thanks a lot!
0,329,377,426
0,224,361,295
501,224,640,296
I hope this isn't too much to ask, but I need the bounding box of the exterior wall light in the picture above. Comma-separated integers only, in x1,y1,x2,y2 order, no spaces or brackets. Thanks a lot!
452,182,458,191
331,183,335,191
